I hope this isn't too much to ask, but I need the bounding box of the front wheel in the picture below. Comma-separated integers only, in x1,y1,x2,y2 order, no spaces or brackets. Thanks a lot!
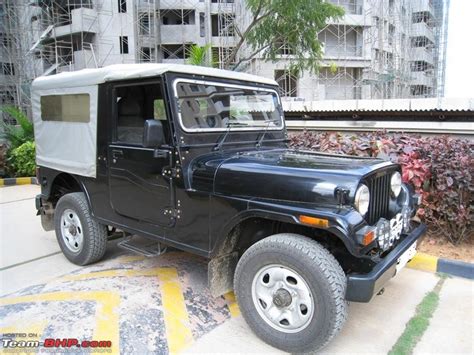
234,233,348,353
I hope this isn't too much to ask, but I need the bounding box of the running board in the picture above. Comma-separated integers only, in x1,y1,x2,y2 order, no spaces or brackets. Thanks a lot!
117,235,167,257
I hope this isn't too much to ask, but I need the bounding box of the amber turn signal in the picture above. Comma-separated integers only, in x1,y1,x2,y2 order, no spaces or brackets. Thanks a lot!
362,230,375,246
298,215,329,228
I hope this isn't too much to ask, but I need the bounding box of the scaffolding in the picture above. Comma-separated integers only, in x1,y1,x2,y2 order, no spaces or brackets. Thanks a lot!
0,0,41,119
0,0,450,123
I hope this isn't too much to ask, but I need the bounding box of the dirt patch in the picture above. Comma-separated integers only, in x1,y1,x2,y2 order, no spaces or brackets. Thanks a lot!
419,234,473,263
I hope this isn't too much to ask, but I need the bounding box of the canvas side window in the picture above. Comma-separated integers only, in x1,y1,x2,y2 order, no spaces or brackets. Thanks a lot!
41,94,90,122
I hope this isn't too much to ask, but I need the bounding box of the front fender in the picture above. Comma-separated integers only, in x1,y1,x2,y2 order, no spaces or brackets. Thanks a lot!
211,196,365,258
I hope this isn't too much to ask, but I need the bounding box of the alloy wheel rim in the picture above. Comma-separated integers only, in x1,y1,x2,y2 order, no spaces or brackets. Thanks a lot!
60,209,84,253
251,264,314,333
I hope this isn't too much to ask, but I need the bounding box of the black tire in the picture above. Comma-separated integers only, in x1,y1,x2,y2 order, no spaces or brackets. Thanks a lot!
234,233,348,353
54,192,107,266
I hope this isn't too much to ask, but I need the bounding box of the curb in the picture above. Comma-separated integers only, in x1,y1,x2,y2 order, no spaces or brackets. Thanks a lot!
0,177,38,186
408,252,474,280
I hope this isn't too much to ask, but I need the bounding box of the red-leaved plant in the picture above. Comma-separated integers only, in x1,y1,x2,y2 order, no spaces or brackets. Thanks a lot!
289,131,473,245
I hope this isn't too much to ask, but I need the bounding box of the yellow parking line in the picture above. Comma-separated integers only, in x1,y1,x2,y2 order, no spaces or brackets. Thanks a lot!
62,267,163,281
62,267,194,353
0,291,120,354
157,268,193,353
223,292,241,318
408,252,438,273
116,255,146,263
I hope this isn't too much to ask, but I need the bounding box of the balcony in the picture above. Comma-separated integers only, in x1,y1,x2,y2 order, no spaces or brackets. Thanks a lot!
50,7,98,39
411,71,435,87
160,0,201,8
323,44,363,58
410,22,435,43
160,25,198,44
411,47,434,65
411,0,435,14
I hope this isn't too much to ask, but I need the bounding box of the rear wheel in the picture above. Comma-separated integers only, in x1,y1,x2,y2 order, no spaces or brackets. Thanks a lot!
54,192,107,265
234,233,348,353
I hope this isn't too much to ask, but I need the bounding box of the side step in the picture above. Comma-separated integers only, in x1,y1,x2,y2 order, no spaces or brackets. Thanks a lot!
117,235,167,257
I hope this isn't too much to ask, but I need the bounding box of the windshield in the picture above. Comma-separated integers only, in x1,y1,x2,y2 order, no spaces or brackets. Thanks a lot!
174,80,284,132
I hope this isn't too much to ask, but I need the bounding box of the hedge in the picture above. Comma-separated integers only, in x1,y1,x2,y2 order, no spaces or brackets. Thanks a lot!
289,131,473,245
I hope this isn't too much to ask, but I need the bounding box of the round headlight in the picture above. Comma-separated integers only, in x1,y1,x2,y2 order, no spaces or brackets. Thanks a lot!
391,172,402,197
355,184,370,216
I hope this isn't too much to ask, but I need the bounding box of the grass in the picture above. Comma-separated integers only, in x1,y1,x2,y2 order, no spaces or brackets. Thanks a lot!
388,275,446,355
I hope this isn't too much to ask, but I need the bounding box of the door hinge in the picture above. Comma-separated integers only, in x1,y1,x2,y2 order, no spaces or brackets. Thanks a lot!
164,207,181,219
162,166,181,179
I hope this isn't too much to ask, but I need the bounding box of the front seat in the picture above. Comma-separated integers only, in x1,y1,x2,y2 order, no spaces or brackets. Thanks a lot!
117,96,144,144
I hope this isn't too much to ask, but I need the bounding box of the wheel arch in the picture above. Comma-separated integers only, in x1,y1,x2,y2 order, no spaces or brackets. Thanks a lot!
41,170,91,209
211,210,355,260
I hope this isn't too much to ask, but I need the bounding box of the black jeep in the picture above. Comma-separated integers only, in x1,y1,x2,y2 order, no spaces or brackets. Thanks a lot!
32,64,424,352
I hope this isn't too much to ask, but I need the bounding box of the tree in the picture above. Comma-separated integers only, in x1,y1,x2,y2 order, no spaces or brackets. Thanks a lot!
186,44,215,67
223,0,344,73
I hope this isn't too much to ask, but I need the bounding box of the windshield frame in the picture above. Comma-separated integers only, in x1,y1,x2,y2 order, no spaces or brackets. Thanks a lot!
172,78,285,134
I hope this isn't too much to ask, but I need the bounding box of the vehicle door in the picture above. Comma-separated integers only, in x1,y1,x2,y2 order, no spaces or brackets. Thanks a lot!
107,80,175,226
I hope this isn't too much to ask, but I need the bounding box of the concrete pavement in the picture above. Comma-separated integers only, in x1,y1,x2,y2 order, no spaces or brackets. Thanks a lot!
186,268,440,354
1,185,473,354
414,276,474,354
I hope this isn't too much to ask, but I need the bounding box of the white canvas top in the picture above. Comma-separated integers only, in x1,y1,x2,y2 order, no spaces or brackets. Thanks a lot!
32,63,278,90
31,64,277,178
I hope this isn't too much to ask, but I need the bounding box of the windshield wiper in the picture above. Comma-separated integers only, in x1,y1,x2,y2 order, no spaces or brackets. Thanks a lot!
213,121,249,151
256,119,281,149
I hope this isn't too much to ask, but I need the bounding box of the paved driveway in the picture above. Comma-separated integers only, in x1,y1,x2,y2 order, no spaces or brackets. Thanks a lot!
1,185,472,354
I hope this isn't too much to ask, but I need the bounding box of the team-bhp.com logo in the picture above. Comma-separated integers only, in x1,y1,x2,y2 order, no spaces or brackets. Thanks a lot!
1,337,112,352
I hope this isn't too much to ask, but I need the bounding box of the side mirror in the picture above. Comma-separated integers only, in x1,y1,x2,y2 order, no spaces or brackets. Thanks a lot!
143,119,164,148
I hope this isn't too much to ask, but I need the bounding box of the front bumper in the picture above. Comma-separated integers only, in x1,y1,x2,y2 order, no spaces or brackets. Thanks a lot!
345,223,427,302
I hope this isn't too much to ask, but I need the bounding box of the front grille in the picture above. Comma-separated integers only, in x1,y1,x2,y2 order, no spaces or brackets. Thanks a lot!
366,172,391,225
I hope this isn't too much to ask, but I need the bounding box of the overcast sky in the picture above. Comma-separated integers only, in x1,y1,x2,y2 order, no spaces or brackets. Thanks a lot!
444,0,474,98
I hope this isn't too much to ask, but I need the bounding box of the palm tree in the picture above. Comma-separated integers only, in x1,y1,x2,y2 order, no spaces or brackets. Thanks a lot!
186,44,215,67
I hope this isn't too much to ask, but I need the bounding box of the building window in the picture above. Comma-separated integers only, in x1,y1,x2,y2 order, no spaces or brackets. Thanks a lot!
160,44,192,59
161,10,195,25
274,39,294,55
412,11,432,25
1,63,15,75
211,14,235,36
118,0,127,13
275,70,298,97
388,24,395,45
120,36,129,54
199,12,205,37
411,36,433,48
410,60,432,72
410,85,432,97
140,47,155,62
0,35,13,48
139,13,151,35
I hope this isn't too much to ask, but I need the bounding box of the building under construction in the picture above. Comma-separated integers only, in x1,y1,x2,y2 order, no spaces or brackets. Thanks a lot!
0,0,450,119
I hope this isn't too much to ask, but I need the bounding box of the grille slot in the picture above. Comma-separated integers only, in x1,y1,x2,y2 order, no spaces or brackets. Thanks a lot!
366,173,391,225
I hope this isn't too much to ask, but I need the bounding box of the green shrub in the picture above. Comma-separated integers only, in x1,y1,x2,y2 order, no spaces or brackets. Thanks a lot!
0,106,34,150
8,141,36,177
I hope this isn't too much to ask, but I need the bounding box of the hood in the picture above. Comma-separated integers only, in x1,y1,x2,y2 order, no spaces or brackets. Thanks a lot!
190,148,395,206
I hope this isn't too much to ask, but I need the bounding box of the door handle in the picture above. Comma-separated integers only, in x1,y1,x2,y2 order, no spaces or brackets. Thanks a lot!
112,149,123,163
